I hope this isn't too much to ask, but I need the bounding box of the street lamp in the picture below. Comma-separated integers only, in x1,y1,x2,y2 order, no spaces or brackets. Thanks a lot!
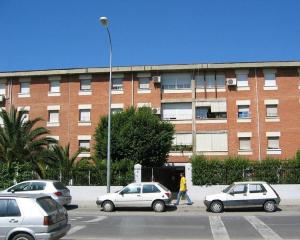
99,16,112,193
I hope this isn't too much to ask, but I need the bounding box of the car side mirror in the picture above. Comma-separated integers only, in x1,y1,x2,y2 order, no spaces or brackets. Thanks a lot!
120,191,124,195
229,191,234,195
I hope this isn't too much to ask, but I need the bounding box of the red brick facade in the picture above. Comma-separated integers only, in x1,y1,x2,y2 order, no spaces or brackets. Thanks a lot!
1,62,300,163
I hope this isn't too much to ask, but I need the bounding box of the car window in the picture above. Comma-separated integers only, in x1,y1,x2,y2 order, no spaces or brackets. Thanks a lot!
143,184,160,193
53,182,68,190
0,199,21,217
30,182,46,191
249,184,266,193
37,197,60,214
231,184,247,194
8,182,31,192
7,200,21,216
121,185,141,194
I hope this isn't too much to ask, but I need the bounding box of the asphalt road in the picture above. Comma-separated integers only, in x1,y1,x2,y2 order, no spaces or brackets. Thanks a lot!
63,205,300,240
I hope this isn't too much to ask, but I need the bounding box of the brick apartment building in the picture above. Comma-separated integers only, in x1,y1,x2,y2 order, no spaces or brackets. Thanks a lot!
1,61,300,166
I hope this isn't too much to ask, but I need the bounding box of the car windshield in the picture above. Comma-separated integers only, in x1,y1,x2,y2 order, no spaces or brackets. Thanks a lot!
222,184,234,193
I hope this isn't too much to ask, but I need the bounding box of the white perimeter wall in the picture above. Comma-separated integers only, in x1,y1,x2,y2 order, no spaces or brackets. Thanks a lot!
68,184,300,207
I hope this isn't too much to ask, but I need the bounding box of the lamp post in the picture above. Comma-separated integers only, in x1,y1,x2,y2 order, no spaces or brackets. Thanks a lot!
99,16,112,193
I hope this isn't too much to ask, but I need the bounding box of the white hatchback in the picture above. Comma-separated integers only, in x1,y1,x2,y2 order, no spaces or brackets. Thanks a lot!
96,182,172,212
204,181,281,213
2,180,72,206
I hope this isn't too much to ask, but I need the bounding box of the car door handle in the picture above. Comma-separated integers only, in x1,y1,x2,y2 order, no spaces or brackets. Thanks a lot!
137,195,141,197
9,219,18,223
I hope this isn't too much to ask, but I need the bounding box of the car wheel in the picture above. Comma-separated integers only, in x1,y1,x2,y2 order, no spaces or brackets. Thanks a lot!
102,200,115,212
263,200,276,212
153,200,166,212
12,233,34,240
210,201,223,213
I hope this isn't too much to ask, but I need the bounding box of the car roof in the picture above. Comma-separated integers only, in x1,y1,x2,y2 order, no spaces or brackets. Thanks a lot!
130,182,160,184
234,181,267,184
0,193,50,199
17,180,59,184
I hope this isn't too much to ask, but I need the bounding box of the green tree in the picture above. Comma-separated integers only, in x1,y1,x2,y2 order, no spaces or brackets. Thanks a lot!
94,107,174,167
0,106,56,176
44,143,83,184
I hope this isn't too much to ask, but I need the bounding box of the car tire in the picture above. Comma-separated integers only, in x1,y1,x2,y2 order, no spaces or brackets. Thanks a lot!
102,200,115,212
153,200,166,212
210,200,223,213
263,200,276,212
12,233,34,240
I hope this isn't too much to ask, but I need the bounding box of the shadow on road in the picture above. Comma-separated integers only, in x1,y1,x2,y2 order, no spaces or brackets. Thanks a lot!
208,207,282,213
100,205,178,212
65,204,79,211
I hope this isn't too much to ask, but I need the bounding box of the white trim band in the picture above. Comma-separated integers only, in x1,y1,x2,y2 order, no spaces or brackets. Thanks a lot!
78,104,92,109
77,135,91,140
237,132,252,138
266,132,281,137
47,105,60,111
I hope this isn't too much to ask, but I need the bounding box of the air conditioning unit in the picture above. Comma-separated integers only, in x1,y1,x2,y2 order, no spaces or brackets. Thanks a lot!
152,107,161,115
226,78,237,86
152,76,161,83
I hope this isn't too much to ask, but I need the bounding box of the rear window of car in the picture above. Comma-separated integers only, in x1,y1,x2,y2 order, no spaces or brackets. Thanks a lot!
53,182,68,190
37,197,60,214
157,183,169,192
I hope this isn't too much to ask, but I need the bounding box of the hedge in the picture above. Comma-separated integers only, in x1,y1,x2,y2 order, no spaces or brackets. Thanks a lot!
192,155,300,185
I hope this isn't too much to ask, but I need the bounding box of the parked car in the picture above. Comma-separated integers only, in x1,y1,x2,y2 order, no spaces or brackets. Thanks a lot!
204,181,281,213
1,180,72,206
0,193,70,240
96,182,172,212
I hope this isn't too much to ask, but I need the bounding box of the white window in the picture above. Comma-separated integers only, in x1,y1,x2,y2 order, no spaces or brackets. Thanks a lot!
267,137,280,149
0,82,6,95
196,73,225,89
239,137,251,151
266,105,278,118
206,73,215,89
50,80,60,93
238,105,250,118
237,73,249,87
196,132,228,152
138,77,150,89
20,82,30,94
162,73,191,89
162,103,192,120
264,70,277,87
80,79,91,91
79,140,90,151
79,109,91,122
195,73,205,88
195,101,227,119
0,108,4,125
173,133,192,146
48,110,59,123
112,78,123,90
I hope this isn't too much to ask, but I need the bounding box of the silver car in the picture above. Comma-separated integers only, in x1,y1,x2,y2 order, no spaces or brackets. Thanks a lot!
2,180,72,206
0,193,70,240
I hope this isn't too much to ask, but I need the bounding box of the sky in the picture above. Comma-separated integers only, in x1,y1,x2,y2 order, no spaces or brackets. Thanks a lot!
0,0,300,72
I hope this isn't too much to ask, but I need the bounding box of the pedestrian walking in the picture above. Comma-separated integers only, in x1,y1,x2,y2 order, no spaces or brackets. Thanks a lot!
175,172,193,205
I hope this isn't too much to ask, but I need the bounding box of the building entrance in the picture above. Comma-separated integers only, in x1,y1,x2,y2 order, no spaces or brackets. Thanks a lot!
141,166,185,193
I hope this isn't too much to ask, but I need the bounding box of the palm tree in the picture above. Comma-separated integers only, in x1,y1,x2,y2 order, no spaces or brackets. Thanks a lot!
0,106,56,176
44,143,82,184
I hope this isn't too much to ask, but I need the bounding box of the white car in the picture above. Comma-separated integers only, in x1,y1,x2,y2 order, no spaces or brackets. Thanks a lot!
204,181,281,213
96,182,172,212
1,180,72,206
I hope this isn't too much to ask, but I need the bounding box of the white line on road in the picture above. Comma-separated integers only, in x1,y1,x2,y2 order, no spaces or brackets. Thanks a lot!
209,216,230,240
245,216,283,240
67,225,86,235
84,216,107,223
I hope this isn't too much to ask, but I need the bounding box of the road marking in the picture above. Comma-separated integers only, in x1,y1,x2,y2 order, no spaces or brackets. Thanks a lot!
67,225,86,235
84,216,107,223
245,216,282,240
209,216,230,240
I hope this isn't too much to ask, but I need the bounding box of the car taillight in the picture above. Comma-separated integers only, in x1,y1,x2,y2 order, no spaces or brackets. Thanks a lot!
165,192,171,198
54,191,62,196
43,216,54,225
